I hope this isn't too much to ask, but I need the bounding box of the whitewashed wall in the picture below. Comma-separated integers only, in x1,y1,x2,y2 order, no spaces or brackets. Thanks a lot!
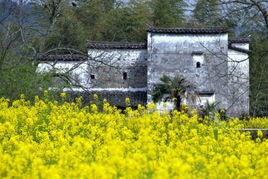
148,33,228,54
88,49,147,88
37,61,89,87
37,49,147,89
227,47,249,116
231,43,249,50
88,49,147,67
147,32,229,110
36,33,250,115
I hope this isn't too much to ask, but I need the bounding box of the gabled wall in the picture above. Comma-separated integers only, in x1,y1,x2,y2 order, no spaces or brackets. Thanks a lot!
36,29,250,116
88,49,147,88
147,32,229,110
36,61,89,87
228,43,250,116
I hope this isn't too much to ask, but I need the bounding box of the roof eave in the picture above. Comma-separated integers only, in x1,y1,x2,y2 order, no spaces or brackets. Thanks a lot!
229,38,251,44
146,27,229,34
37,54,88,61
228,46,251,54
87,41,147,50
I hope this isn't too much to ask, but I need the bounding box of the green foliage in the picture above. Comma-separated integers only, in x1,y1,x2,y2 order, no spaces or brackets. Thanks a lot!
1,0,268,115
152,75,195,110
153,75,183,102
0,57,54,101
249,37,268,117
200,102,218,118
199,102,228,121
44,9,87,51
193,0,221,26
30,0,186,45
74,0,117,41
152,0,186,27
102,1,150,42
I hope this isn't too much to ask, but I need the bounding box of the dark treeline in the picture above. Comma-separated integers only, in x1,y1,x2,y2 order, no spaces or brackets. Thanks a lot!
0,0,268,116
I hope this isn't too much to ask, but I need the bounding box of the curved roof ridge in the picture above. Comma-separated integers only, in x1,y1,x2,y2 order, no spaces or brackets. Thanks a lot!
87,41,147,49
146,26,228,34
228,45,251,54
37,54,88,61
229,37,251,43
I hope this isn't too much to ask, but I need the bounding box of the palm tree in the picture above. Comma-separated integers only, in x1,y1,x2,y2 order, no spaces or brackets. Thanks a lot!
152,75,196,111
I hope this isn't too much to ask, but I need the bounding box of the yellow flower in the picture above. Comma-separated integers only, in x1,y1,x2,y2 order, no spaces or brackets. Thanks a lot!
43,90,48,96
0,95,268,178
93,94,98,101
20,94,25,99
125,98,131,106
60,92,67,100
90,104,98,112
257,130,263,138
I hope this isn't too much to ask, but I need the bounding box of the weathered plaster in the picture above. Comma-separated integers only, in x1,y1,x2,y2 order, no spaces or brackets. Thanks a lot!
37,29,250,116
227,49,249,116
88,49,147,88
37,61,89,87
147,33,230,110
230,43,249,50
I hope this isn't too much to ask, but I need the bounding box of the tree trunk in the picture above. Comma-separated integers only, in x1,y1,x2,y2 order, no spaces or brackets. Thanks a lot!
175,95,181,111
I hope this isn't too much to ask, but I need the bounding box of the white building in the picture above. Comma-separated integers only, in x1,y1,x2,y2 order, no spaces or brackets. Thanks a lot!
37,27,250,116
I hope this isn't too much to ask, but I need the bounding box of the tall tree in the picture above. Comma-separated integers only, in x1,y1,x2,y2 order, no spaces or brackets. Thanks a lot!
44,8,87,51
221,0,268,116
250,37,268,116
74,0,117,41
152,0,186,27
221,0,268,35
0,0,55,100
32,0,69,32
193,0,221,26
102,0,151,42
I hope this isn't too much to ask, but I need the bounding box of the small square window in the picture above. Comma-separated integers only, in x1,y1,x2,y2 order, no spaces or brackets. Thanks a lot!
90,74,95,79
193,53,204,69
123,72,127,80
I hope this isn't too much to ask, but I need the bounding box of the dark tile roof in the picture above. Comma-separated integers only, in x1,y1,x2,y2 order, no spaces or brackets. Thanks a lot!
197,91,215,95
192,51,204,55
87,41,147,49
69,91,147,107
228,45,251,54
229,38,250,43
37,54,88,61
147,27,228,34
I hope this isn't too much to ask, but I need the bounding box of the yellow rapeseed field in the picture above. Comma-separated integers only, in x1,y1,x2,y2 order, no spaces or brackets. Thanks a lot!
0,93,268,179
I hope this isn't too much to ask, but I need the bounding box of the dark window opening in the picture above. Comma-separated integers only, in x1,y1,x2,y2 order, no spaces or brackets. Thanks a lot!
123,72,127,80
90,74,95,79
196,62,201,68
